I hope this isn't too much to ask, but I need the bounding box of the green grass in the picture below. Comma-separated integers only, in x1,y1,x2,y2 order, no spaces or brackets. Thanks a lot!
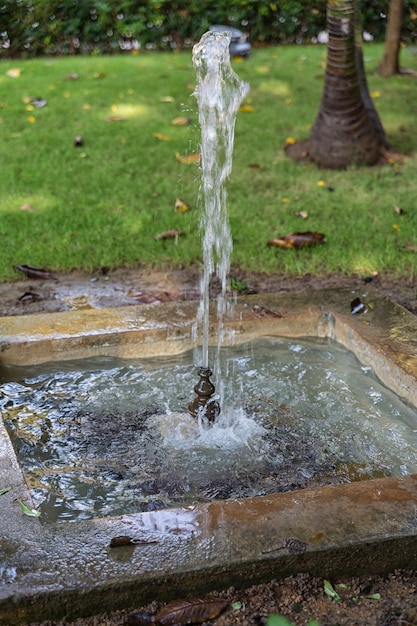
0,44,417,282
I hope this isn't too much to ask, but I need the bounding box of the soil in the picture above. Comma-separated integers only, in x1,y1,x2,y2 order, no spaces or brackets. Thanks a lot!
3,266,417,626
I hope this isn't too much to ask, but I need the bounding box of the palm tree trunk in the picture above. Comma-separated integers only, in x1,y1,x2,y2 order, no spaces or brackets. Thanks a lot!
307,0,382,168
377,0,404,76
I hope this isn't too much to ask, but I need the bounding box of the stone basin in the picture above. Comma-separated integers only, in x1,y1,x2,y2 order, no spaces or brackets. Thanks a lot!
1,288,417,624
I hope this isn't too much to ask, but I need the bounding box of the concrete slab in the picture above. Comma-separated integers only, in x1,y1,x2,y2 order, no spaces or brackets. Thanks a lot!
0,288,417,624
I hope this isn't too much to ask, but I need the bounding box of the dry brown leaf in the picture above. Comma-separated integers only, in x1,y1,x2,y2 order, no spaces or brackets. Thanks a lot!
15,264,56,280
20,203,36,212
175,151,200,164
105,115,125,122
404,245,417,252
171,116,192,126
153,132,171,141
155,597,230,625
154,229,184,241
267,231,325,249
393,204,406,215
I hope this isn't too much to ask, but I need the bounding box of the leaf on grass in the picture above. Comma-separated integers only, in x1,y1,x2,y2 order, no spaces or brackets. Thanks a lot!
65,73,79,80
6,68,21,78
0,488,11,496
295,210,308,219
18,499,41,517
93,71,106,79
324,579,341,601
404,245,417,252
239,104,254,112
20,203,36,212
171,116,192,126
267,231,325,249
393,204,406,215
154,229,184,241
15,264,56,280
160,96,175,102
175,151,200,164
175,198,191,213
153,132,171,141
248,163,265,170
155,597,230,625
105,115,125,122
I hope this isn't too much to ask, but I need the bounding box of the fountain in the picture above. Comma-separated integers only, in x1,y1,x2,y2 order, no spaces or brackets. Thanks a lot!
1,31,417,625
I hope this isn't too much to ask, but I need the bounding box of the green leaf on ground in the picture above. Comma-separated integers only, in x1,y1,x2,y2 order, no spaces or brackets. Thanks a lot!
324,579,341,601
17,499,41,517
0,487,11,496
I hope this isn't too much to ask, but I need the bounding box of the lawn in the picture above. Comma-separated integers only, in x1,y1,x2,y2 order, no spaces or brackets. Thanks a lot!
0,43,417,282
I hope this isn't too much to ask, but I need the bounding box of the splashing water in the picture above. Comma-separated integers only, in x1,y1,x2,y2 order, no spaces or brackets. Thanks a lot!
192,31,249,374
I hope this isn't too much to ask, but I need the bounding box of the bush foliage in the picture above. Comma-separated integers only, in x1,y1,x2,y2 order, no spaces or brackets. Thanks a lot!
1,1,417,57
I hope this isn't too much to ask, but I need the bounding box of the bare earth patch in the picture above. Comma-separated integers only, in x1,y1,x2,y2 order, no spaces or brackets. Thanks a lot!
3,267,416,626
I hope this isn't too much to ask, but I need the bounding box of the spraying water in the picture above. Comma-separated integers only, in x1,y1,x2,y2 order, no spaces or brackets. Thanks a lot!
192,31,249,373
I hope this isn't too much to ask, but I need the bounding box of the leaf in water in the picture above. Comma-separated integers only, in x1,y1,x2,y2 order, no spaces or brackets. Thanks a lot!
175,151,201,164
153,132,171,141
18,499,41,517
155,597,230,625
0,488,11,496
323,579,341,601
175,198,191,213
171,116,192,126
267,232,325,249
154,229,184,241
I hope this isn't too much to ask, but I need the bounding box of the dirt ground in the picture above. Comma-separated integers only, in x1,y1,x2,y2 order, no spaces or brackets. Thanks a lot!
3,266,417,626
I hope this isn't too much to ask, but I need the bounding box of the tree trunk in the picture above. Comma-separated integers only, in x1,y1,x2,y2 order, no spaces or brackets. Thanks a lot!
307,0,382,168
377,0,404,77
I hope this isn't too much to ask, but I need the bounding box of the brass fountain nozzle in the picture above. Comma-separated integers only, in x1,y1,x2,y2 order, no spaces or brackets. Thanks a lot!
188,367,220,423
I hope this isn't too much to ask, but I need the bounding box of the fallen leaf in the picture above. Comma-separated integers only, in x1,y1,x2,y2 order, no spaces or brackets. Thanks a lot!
239,104,254,112
127,289,170,304
267,231,325,249
404,245,417,252
285,137,296,145
105,115,125,122
248,163,265,170
316,180,327,187
393,224,401,231
93,71,106,79
160,96,175,102
154,229,184,241
153,132,171,141
6,68,21,78
15,264,56,280
175,198,191,213
20,203,36,212
175,151,200,164
74,135,84,147
17,499,41,517
155,597,230,625
295,210,309,219
0,488,11,496
171,116,192,126
18,291,42,303
65,73,79,80
27,116,36,123
393,204,406,215
110,535,158,548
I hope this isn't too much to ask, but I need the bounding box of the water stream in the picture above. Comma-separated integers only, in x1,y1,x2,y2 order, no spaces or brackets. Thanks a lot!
192,30,249,378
